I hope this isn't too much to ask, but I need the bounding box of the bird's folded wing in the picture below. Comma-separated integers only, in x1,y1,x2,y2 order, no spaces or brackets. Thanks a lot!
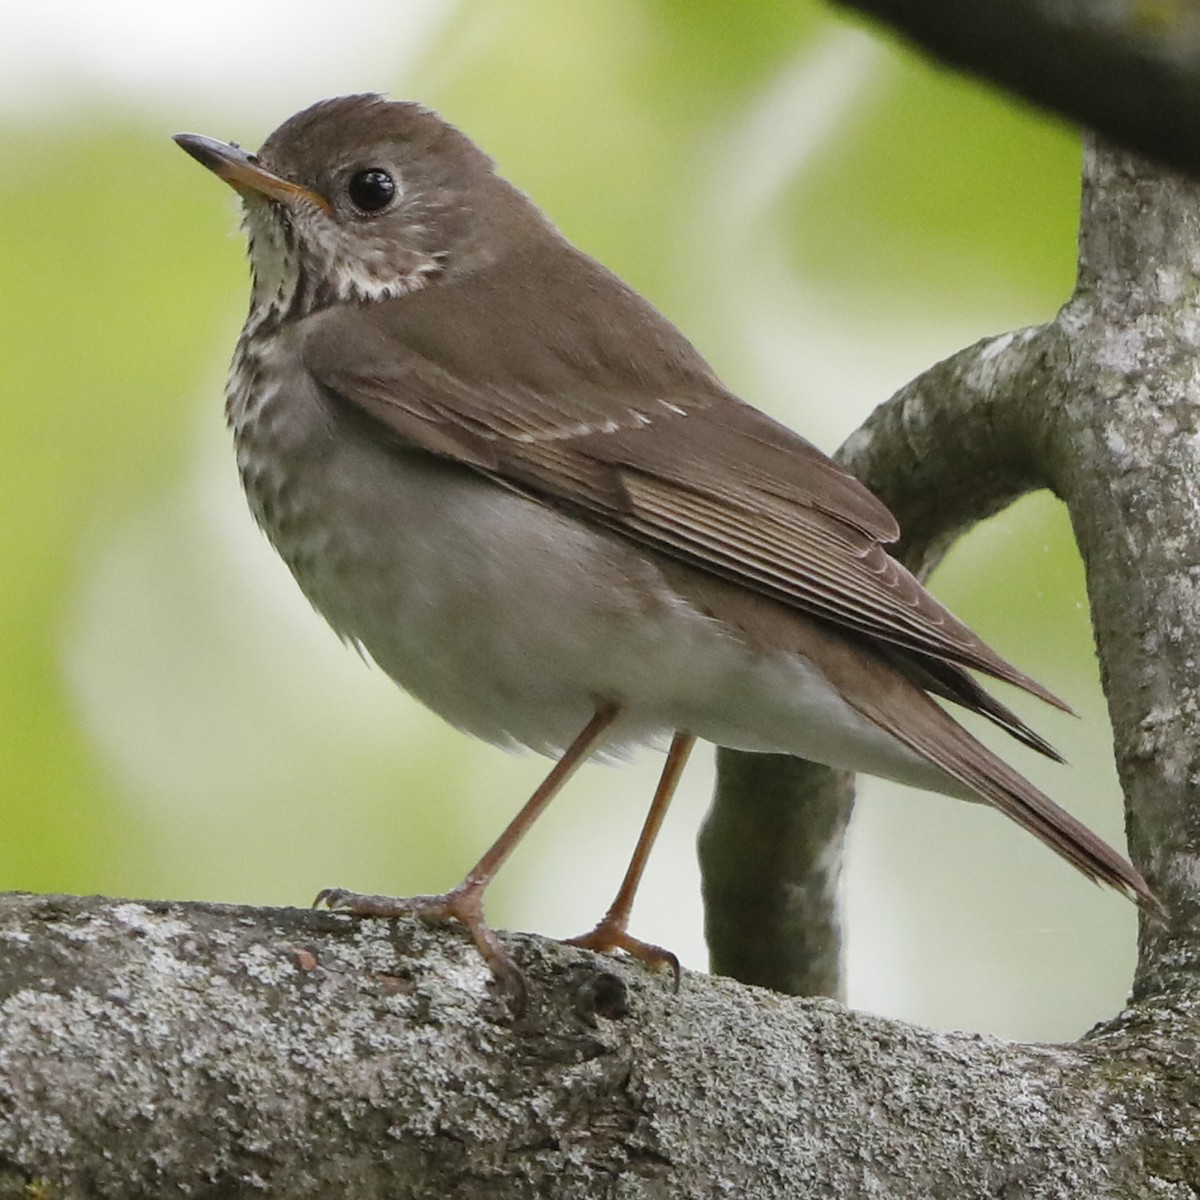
301,283,1065,710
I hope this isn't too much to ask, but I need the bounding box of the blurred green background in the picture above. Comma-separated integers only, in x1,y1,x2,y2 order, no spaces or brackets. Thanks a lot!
0,0,1135,1041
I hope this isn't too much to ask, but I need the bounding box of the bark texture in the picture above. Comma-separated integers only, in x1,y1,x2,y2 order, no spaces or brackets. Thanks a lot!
700,754,852,999
0,892,1195,1199
3,143,1200,1194
702,142,1200,1019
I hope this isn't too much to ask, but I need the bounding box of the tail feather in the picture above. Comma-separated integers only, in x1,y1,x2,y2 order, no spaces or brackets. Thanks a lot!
846,675,1161,915
888,650,1067,763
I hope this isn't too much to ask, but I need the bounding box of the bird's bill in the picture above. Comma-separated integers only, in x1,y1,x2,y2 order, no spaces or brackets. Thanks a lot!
173,132,331,213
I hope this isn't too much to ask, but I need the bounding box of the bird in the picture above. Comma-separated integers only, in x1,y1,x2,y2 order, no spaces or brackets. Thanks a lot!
174,94,1156,1006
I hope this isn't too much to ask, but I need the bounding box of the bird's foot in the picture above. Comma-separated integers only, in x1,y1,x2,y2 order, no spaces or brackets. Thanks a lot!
314,883,527,1012
565,916,681,991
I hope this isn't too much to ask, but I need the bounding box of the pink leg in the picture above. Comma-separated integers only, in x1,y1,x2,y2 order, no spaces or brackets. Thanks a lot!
316,702,624,1009
565,731,696,988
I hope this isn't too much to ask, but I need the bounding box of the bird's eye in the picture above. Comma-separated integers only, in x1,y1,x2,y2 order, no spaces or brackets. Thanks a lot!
347,168,396,213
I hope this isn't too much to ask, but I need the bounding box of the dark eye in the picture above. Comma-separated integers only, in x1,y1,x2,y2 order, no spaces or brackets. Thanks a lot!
347,168,396,213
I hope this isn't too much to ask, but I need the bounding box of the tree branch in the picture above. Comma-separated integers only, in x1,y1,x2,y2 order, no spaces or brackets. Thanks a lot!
702,139,1200,1016
1051,142,1200,997
699,754,851,998
703,321,1065,997
0,892,1196,1198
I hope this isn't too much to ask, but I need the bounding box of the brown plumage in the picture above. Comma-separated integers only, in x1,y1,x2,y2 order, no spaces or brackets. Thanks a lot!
176,95,1159,1003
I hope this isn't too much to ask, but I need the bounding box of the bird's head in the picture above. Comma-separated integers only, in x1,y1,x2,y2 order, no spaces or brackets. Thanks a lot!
176,94,533,321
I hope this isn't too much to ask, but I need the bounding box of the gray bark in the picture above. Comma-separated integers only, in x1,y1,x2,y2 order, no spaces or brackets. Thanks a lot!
699,135,1200,1189
0,892,1195,1199
4,141,1200,1194
700,754,852,999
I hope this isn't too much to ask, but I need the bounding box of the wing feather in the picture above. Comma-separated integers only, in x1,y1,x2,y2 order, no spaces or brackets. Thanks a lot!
301,265,1065,712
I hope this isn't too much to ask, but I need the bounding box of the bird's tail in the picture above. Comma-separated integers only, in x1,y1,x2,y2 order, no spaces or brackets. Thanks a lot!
846,674,1161,915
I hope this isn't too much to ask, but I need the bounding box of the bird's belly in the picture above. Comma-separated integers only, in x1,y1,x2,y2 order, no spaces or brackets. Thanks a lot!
232,374,950,790
310,478,770,754
233,389,733,752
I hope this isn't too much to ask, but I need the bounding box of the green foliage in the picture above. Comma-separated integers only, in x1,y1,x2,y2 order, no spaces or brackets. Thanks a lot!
786,54,1081,306
0,125,238,889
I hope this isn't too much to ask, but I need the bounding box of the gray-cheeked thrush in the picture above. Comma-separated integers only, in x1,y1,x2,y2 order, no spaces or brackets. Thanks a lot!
175,95,1156,1006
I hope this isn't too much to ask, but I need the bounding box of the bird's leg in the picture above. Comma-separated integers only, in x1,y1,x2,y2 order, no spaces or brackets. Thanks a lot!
565,731,696,988
316,701,623,1010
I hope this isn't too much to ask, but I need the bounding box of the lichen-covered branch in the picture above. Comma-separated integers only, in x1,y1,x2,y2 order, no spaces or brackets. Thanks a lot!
0,892,1195,1198
1051,144,1200,998
703,325,1067,996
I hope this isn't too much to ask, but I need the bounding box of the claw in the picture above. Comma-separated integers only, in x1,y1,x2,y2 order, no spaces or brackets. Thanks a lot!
306,708,627,1015
566,920,681,991
310,884,529,1012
